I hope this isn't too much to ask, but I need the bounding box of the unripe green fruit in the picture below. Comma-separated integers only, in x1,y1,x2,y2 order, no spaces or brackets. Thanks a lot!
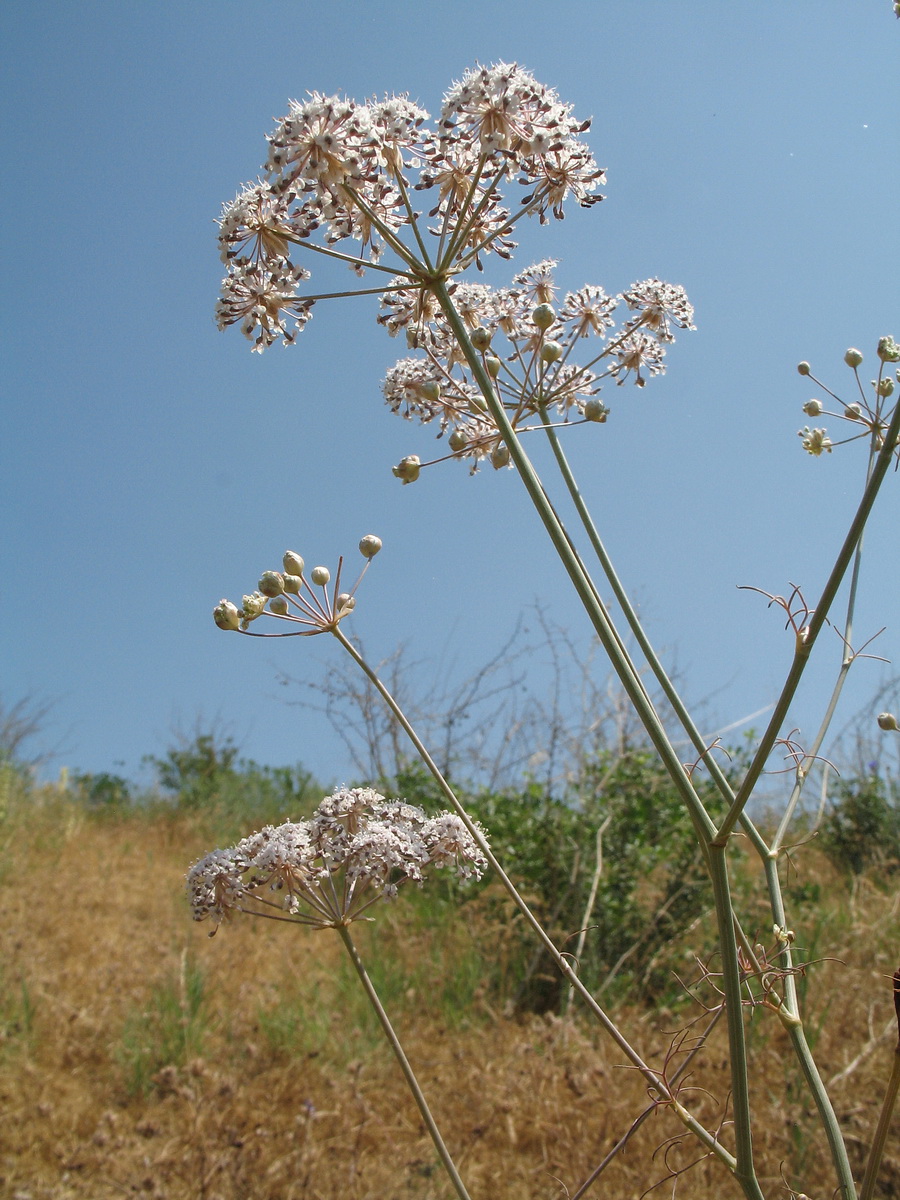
490,443,510,469
532,303,556,330
844,348,863,368
310,566,331,586
258,571,285,597
283,551,305,577
470,327,492,351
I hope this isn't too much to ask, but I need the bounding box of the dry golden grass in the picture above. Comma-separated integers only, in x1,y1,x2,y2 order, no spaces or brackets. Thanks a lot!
2,789,900,1200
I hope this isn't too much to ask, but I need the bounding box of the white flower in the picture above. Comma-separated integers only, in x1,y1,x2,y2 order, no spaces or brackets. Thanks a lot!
799,426,833,456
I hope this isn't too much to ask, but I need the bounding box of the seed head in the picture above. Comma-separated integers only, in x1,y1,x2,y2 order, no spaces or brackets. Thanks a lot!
844,348,863,368
392,455,421,484
797,361,811,376
283,573,303,594
269,595,289,615
584,398,609,423
283,551,305,577
310,566,331,586
876,377,894,398
877,336,900,363
532,303,556,330
803,399,823,417
258,570,285,597
877,712,899,732
358,534,383,559
470,327,492,351
490,443,510,469
540,340,563,363
213,599,241,631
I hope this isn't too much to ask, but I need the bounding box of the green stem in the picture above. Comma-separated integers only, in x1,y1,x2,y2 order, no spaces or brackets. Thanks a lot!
335,924,473,1200
708,844,765,1200
771,441,877,854
715,398,900,844
535,407,741,812
430,280,715,843
330,625,736,1171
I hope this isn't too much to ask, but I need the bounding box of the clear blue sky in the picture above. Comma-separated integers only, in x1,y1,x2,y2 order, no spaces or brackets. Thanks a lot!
3,2,898,789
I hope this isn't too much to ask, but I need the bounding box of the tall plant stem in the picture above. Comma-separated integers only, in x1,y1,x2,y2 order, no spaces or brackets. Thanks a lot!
330,625,737,1171
427,280,772,1196
535,407,761,834
771,443,878,855
536,405,857,1195
335,923,472,1200
715,400,900,844
430,281,714,842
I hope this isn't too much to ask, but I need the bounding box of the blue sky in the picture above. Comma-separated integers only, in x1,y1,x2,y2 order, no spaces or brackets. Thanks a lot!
3,2,899,790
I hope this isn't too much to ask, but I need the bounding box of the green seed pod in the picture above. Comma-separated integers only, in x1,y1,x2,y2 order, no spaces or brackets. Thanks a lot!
283,551,305,577
358,534,383,559
470,327,492,351
392,455,421,484
258,570,285,598
797,361,811,376
310,566,331,586
844,348,863,368
843,403,862,420
420,380,441,402
877,336,900,363
490,443,510,469
268,595,289,616
877,712,900,732
213,599,241,631
803,399,823,417
584,398,609,423
467,394,488,413
448,428,468,453
336,593,356,613
485,355,502,379
283,573,303,594
540,340,563,363
532,303,556,330
876,377,895,398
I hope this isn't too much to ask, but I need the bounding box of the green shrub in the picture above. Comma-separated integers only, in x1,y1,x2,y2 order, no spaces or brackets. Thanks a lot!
820,771,900,875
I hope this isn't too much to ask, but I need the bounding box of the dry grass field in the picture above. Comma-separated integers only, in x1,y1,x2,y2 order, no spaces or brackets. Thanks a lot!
2,784,899,1200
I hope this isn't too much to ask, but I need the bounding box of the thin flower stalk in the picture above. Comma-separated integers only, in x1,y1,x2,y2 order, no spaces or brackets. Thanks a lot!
337,924,473,1200
715,393,900,845
328,624,738,1171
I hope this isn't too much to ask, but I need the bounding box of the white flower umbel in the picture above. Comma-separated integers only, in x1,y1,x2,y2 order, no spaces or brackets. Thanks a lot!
188,785,485,1200
187,786,486,932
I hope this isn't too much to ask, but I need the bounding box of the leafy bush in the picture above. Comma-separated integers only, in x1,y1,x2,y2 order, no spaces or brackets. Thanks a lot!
820,771,900,874
386,750,724,1011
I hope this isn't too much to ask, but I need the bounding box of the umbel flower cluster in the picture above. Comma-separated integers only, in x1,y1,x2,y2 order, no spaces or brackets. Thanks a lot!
382,263,694,476
214,62,695,477
187,787,488,932
213,534,382,636
797,336,900,459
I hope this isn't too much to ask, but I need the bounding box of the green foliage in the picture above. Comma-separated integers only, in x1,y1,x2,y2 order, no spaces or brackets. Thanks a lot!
134,731,319,836
71,770,132,810
382,752,723,1011
820,770,900,874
